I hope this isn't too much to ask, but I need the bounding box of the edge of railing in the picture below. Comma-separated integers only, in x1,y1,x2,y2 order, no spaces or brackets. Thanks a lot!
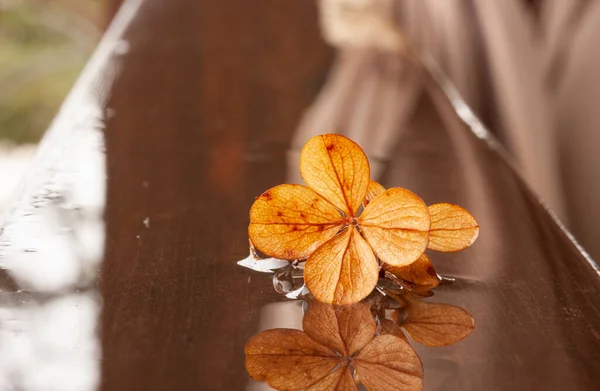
0,0,142,233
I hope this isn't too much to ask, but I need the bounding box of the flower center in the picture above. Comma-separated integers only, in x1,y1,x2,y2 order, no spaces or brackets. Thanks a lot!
348,217,358,226
341,356,353,366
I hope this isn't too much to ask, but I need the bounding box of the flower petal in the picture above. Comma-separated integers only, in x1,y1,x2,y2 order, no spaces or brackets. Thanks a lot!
245,329,339,391
306,366,357,391
300,134,370,216
354,335,423,391
383,253,440,290
428,203,479,252
364,180,386,206
402,299,475,347
379,318,409,342
249,184,345,260
304,227,379,304
303,301,376,356
359,188,430,267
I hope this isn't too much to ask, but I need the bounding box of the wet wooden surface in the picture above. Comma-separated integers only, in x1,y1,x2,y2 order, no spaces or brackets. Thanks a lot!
0,0,600,390
101,1,332,389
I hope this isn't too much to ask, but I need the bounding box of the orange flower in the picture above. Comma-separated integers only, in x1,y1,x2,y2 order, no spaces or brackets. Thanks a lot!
249,134,431,304
248,134,479,304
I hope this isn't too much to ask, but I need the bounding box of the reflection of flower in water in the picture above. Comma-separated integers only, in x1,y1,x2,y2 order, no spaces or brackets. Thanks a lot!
378,293,474,348
246,300,423,390
245,292,474,391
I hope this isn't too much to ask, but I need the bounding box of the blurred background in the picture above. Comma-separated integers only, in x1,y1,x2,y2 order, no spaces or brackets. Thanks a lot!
0,0,102,207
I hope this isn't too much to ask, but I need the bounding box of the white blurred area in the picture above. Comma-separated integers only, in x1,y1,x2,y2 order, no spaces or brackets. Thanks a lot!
0,293,101,391
0,143,36,211
0,119,106,391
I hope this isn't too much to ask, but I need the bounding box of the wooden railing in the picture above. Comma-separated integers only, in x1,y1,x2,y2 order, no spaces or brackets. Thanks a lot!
0,1,599,390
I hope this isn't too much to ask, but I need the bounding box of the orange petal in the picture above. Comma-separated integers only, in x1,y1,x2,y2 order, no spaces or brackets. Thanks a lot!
249,184,345,260
245,329,339,390
303,301,376,356
428,203,479,252
300,134,370,216
359,188,430,267
304,227,379,305
306,366,357,391
354,335,424,391
402,299,475,347
379,318,409,342
383,253,440,290
364,180,386,206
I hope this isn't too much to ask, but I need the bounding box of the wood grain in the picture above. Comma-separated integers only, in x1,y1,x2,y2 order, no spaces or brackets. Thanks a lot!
100,1,332,390
1,0,599,390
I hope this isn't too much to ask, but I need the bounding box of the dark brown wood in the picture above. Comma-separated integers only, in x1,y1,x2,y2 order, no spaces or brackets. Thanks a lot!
1,0,599,390
100,1,332,390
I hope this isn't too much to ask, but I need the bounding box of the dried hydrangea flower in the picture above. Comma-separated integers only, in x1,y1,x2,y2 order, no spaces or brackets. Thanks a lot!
248,134,478,304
